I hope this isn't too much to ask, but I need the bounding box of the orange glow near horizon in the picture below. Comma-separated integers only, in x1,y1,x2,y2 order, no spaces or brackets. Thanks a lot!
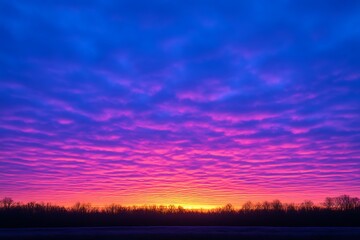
7,189,351,209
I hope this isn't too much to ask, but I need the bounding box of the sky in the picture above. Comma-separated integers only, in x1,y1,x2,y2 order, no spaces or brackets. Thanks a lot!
0,0,360,208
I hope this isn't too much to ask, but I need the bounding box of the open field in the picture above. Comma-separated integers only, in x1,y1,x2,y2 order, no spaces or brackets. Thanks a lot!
1,226,360,240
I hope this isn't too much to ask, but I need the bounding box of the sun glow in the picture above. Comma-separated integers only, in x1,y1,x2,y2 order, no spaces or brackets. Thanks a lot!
177,204,220,210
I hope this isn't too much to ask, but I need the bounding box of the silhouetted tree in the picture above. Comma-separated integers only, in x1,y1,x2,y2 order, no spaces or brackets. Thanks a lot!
285,203,296,211
0,197,14,209
72,202,93,213
300,200,314,211
222,203,235,212
262,201,271,211
334,195,360,210
323,197,335,210
241,201,253,211
271,199,282,211
254,202,262,210
168,204,177,213
104,203,123,214
177,205,185,213
352,197,360,209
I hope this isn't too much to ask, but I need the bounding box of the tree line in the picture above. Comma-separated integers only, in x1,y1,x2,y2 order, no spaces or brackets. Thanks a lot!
0,195,359,227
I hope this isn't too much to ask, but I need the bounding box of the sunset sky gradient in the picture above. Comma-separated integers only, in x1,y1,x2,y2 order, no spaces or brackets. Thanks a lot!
0,0,360,207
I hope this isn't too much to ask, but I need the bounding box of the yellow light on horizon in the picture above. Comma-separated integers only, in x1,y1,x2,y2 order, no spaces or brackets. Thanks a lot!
177,204,220,210
90,203,222,210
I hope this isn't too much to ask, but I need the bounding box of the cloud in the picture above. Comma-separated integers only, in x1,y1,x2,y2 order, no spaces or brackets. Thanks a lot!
0,0,359,206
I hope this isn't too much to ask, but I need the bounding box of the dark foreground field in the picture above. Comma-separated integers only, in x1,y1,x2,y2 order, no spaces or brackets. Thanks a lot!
1,227,360,240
